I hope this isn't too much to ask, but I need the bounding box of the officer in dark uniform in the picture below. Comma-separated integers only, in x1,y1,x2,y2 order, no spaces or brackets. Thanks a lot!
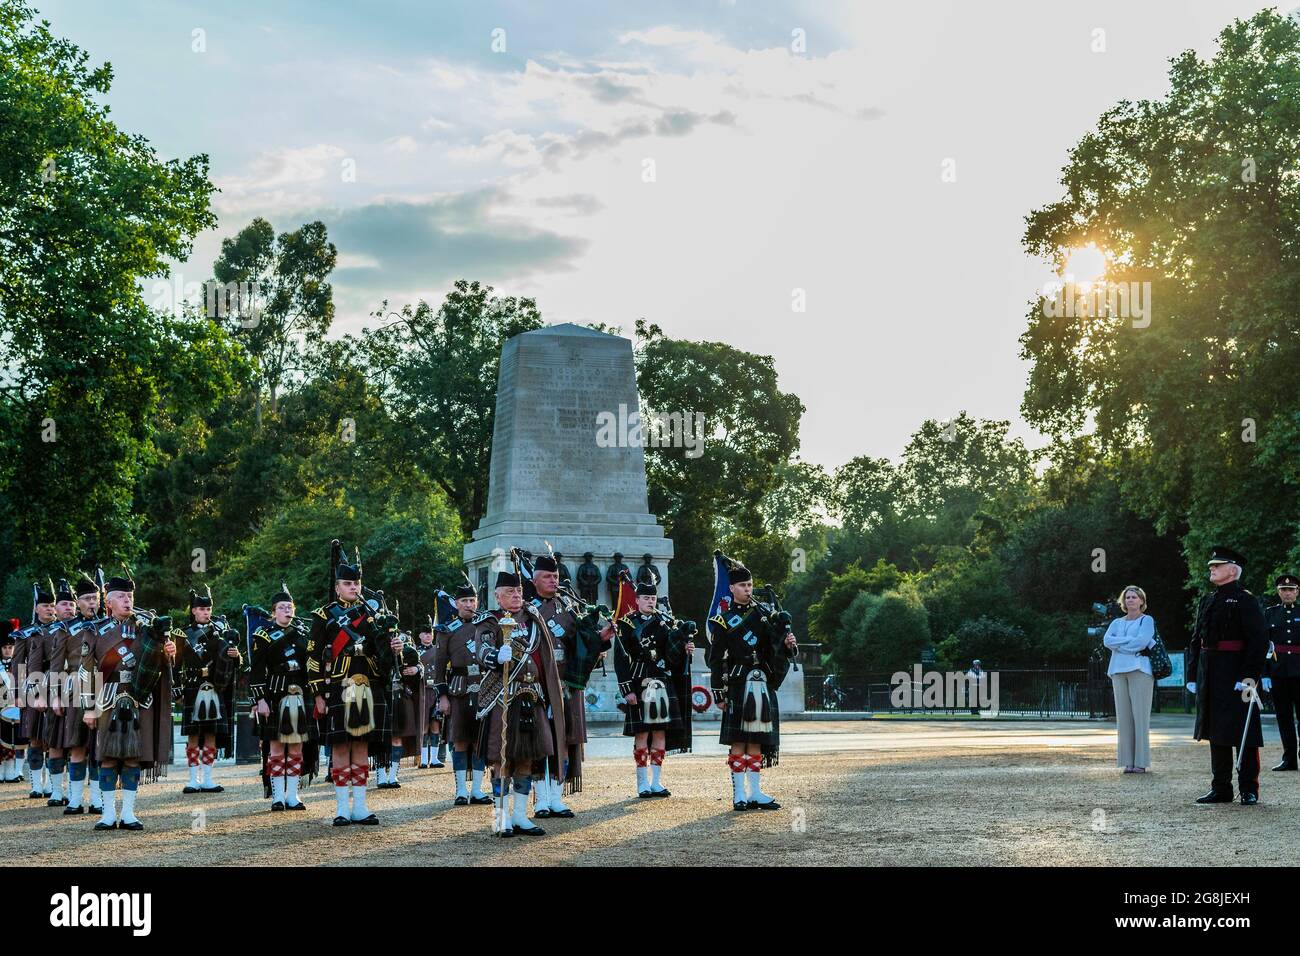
1264,573,1300,771
1187,546,1269,805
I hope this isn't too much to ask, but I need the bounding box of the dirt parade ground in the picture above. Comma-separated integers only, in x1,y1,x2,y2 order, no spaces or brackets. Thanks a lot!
4,715,1297,867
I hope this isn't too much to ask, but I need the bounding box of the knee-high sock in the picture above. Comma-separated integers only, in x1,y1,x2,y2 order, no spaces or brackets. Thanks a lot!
390,746,402,782
88,760,102,808
48,757,66,801
99,765,120,825
727,754,747,803
471,758,487,799
427,733,441,765
331,766,350,817
350,763,371,819
186,745,200,787
268,754,286,803
452,750,469,797
745,753,772,802
649,748,666,791
635,747,650,793
200,746,216,787
512,777,537,830
69,761,86,808
119,767,141,824
284,759,301,806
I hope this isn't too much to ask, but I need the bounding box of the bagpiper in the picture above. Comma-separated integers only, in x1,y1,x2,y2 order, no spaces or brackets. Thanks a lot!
1264,573,1300,771
414,617,444,768
41,578,80,807
17,580,57,799
614,579,695,798
527,551,612,820
249,584,317,811
473,569,566,837
78,573,176,830
307,541,401,826
376,623,423,790
177,587,242,794
1187,546,1269,805
432,583,492,806
1,618,22,783
707,554,799,811
46,574,104,814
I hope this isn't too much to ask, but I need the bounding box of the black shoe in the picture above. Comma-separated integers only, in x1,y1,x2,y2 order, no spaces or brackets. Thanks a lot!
1272,759,1297,771
94,821,117,831
353,813,379,825
534,807,552,818
748,798,782,811
63,806,84,816
649,788,671,798
453,796,469,806
286,802,306,811
418,763,428,769
332,815,351,827
89,806,102,815
549,808,575,818
199,785,224,793
513,824,545,836
182,785,199,794
638,790,654,799
470,795,492,805
498,827,514,838
389,781,401,789
428,760,445,769
270,801,285,812
29,790,43,799
1241,792,1259,805
119,820,144,831
1195,789,1234,804
733,800,749,811
47,797,63,807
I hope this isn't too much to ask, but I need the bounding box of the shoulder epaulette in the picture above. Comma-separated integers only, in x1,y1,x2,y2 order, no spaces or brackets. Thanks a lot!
471,610,494,625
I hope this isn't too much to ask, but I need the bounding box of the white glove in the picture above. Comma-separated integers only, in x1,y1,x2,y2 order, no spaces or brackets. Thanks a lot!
496,644,512,664
1263,677,1273,692
1186,682,1197,694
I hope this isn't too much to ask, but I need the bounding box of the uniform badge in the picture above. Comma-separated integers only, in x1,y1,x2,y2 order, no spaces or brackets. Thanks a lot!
743,632,757,646
728,614,743,627
467,640,477,654
548,619,565,637
447,619,462,632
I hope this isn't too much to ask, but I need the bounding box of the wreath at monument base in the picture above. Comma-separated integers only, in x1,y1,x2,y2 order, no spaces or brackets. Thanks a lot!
690,685,712,713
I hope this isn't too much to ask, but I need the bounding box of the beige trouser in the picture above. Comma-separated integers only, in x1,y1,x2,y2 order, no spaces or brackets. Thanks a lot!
1112,670,1153,769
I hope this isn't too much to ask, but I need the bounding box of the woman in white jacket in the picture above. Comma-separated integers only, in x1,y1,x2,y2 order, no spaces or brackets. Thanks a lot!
1103,585,1157,773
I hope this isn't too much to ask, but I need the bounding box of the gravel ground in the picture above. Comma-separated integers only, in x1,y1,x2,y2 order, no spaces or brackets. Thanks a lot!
4,717,1294,866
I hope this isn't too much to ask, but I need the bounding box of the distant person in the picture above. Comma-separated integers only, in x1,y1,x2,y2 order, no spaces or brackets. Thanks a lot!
1265,573,1300,771
965,660,984,715
1103,585,1157,773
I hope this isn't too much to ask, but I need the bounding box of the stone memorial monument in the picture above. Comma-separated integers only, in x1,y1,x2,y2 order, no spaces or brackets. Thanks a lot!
463,324,674,605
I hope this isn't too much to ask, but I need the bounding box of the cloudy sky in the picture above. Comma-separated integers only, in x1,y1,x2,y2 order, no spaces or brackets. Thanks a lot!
36,0,1276,469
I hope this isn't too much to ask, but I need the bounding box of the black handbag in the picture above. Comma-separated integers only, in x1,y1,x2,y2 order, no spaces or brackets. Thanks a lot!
1148,627,1172,681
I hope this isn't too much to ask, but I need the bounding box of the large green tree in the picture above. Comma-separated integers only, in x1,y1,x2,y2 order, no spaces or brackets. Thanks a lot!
0,0,215,580
1021,8,1300,592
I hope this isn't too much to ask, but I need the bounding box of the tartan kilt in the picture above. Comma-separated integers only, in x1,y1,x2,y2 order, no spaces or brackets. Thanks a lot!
256,686,316,745
447,695,479,745
179,681,234,749
621,677,685,737
47,672,91,750
719,678,781,752
20,701,45,742
391,686,421,739
318,678,391,753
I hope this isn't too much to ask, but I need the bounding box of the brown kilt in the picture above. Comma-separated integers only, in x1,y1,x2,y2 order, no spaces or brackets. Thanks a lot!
93,692,173,770
447,695,479,745
476,697,554,772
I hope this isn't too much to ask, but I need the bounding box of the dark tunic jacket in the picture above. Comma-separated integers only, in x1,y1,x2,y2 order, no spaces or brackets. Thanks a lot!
1189,581,1269,747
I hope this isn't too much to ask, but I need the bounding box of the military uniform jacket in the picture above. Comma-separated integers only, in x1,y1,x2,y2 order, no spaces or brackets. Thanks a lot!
249,618,311,703
707,600,797,702
430,613,481,698
306,599,396,695
1188,582,1269,747
1266,602,1300,680
178,619,241,691
615,612,688,699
